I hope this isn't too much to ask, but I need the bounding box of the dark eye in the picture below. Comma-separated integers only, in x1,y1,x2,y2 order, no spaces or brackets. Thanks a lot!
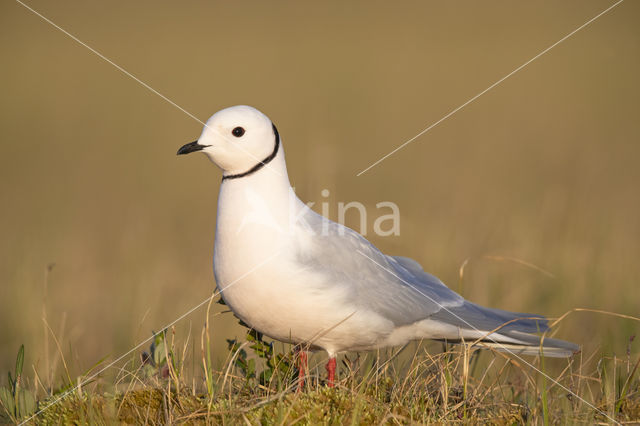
232,127,245,137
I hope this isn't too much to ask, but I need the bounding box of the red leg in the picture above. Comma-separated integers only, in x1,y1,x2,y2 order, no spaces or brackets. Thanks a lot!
326,357,336,387
297,350,308,392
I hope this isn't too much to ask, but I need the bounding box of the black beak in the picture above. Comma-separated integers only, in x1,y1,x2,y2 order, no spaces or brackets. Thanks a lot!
177,141,208,155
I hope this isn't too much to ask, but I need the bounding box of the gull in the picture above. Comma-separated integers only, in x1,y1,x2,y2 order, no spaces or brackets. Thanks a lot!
177,105,579,387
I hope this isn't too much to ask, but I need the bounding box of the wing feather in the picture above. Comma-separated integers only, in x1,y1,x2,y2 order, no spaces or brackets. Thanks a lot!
295,212,464,326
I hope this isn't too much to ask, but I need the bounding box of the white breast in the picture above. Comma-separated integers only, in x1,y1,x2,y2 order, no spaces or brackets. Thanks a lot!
212,165,393,354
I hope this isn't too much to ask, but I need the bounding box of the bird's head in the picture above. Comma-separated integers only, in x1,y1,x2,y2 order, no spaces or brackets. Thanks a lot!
178,105,279,177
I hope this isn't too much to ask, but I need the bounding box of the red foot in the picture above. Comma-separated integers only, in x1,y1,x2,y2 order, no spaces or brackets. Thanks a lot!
297,350,308,392
326,357,336,387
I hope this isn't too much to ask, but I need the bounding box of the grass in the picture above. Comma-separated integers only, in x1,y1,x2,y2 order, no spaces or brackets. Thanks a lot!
2,306,639,425
1,2,639,423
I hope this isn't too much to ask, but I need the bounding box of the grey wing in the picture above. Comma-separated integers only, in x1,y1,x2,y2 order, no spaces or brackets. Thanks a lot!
391,254,549,333
297,211,549,333
296,212,464,326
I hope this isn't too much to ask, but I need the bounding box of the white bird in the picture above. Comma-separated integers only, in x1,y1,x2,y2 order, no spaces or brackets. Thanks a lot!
177,105,578,387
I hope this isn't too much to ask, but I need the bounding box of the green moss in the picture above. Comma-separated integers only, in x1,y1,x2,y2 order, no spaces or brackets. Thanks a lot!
9,332,638,424
23,377,639,425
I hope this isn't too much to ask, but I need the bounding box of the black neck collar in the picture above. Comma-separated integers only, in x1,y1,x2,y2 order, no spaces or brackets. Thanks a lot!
222,123,280,182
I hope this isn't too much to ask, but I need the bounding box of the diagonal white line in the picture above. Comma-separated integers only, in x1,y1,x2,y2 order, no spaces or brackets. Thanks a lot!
11,3,287,422
355,249,619,425
13,0,283,178
11,0,623,423
356,0,625,176
20,251,281,424
13,0,206,126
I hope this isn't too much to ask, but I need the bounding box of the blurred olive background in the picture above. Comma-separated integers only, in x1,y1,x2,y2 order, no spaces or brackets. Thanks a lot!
1,1,638,378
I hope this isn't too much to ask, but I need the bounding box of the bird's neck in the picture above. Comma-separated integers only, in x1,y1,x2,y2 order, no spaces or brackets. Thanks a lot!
219,146,291,199
214,146,300,242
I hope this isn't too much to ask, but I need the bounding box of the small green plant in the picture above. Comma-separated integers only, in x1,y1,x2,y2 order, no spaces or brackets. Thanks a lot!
227,329,295,389
0,345,37,421
219,296,296,389
141,329,174,379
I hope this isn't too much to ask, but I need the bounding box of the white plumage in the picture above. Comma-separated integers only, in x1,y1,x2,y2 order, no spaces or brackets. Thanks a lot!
178,105,578,384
